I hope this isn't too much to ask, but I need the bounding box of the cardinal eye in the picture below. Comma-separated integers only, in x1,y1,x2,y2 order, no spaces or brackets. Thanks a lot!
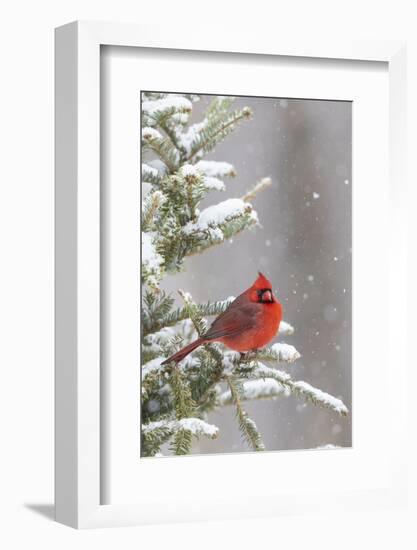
257,288,273,302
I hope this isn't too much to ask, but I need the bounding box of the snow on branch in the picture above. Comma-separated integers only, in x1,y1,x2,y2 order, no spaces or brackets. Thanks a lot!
279,320,295,335
142,232,163,288
194,160,236,178
183,198,258,239
270,343,301,363
202,176,226,191
195,198,258,228
234,343,301,365
251,362,292,383
219,378,289,405
180,164,225,192
245,362,349,416
291,381,349,416
142,356,166,380
142,127,162,141
143,326,173,349
142,96,193,118
142,232,163,270
179,163,203,183
142,163,159,180
177,418,219,438
178,121,208,156
142,418,219,440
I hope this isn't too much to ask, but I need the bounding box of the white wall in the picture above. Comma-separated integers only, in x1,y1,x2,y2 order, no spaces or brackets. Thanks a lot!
0,0,416,548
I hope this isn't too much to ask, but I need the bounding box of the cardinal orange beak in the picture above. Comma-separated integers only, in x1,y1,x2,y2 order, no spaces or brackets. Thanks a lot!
263,290,273,302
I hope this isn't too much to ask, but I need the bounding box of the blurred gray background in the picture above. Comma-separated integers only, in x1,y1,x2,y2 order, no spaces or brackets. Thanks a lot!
161,94,352,454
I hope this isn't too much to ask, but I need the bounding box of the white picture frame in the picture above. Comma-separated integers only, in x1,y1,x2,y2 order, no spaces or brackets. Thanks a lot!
55,21,407,529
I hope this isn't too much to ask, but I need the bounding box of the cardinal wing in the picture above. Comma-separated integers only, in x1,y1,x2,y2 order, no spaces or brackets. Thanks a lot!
203,302,261,340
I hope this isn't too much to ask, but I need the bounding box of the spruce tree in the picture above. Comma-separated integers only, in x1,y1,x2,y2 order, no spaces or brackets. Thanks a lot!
141,93,348,457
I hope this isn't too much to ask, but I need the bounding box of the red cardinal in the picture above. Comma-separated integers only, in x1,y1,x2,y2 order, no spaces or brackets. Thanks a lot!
162,272,282,365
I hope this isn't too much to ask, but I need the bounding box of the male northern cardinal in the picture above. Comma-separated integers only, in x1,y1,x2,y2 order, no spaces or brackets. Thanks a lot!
162,272,282,365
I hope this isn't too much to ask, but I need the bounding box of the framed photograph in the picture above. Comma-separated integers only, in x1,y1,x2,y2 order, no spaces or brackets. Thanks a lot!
55,21,407,528
137,90,351,460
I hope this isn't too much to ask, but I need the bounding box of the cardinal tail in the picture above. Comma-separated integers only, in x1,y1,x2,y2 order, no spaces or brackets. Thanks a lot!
161,338,205,365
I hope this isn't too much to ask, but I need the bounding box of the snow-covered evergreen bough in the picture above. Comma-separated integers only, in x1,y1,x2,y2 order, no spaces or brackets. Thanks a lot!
141,93,348,457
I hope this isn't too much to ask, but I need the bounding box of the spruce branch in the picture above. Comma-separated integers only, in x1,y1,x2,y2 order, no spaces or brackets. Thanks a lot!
142,96,192,126
172,426,193,456
142,132,179,174
170,364,195,419
225,375,265,451
187,106,252,161
142,290,175,335
184,212,259,257
183,198,259,256
221,344,301,373
142,163,162,187
177,291,228,404
290,379,349,416
219,378,289,405
236,361,348,416
178,290,209,336
169,364,196,455
142,418,218,456
143,297,235,337
141,422,173,457
241,177,272,202
205,95,235,118
142,126,162,140
142,233,164,290
159,121,185,156
243,343,301,364
142,190,166,231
